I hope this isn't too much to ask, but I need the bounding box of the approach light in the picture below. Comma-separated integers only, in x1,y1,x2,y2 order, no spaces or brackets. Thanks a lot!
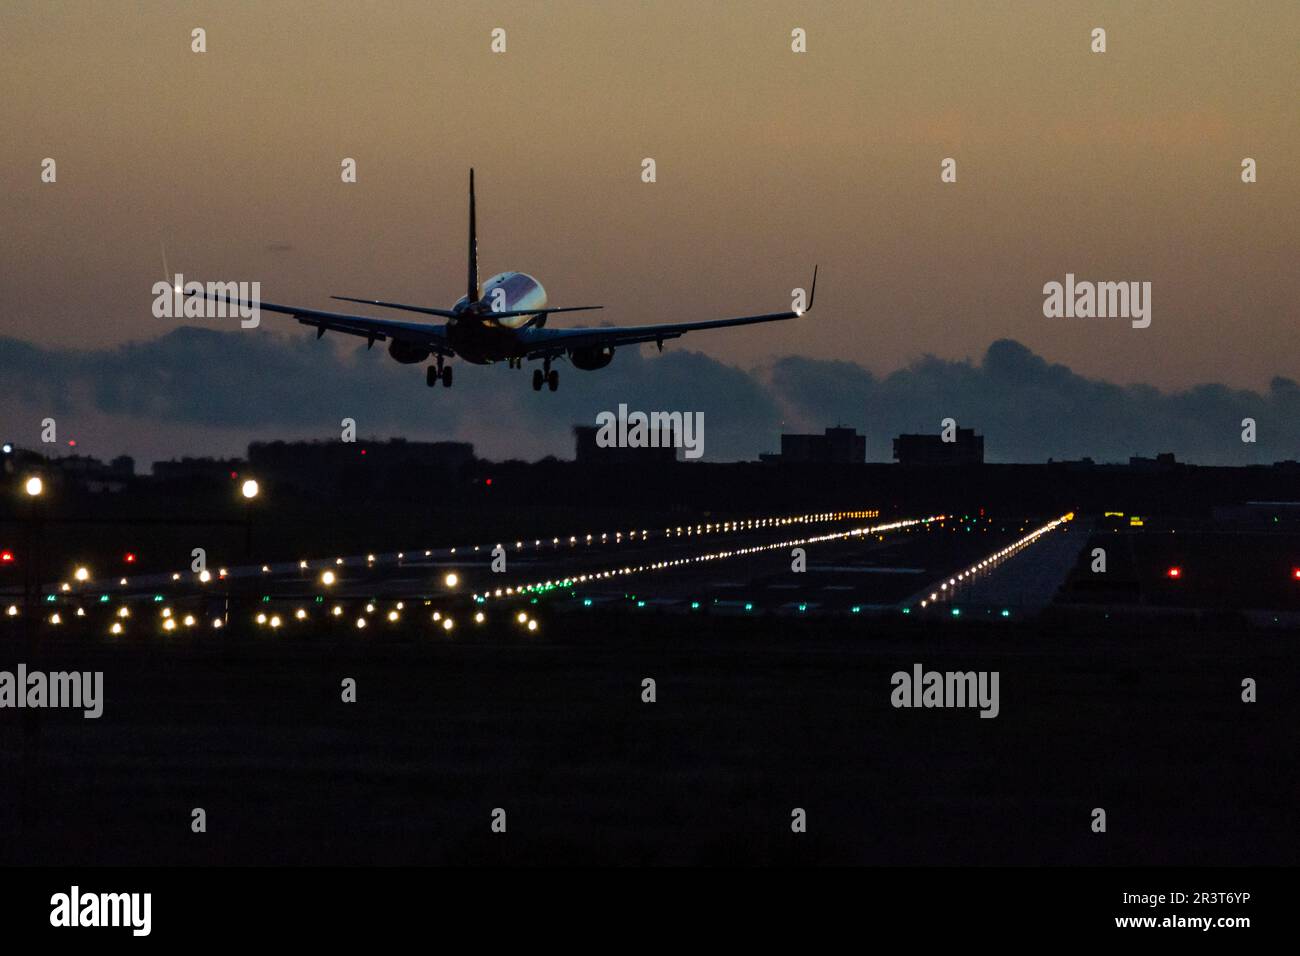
442,618,454,632
1,550,13,563
320,570,336,586
198,569,212,583
240,478,259,500
163,618,176,632
24,476,43,497
1166,566,1182,579
110,622,123,635
444,572,459,588
516,611,528,624
474,611,485,624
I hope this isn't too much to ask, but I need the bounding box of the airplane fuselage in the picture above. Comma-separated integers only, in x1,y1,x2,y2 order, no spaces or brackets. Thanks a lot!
447,270,547,363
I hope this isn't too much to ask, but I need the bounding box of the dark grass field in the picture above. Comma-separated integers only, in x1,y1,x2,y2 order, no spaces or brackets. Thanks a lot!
2,611,1295,866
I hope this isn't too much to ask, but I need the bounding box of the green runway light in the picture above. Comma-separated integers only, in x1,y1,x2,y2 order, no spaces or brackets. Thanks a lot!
261,595,270,603
530,598,538,604
99,594,109,603
851,605,861,613
744,603,753,612
952,608,961,616
1001,609,1011,617
690,601,700,609
152,595,163,602
636,600,646,608
797,603,807,612
901,607,910,614
583,598,593,607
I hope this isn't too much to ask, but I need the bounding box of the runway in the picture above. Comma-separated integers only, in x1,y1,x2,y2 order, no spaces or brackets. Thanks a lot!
11,510,1088,638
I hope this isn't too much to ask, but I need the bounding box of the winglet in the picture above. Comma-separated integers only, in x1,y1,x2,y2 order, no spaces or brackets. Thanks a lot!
795,264,818,316
467,168,479,303
161,240,179,293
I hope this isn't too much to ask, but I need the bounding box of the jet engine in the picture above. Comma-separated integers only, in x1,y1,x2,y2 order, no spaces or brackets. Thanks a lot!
569,345,615,370
388,339,431,364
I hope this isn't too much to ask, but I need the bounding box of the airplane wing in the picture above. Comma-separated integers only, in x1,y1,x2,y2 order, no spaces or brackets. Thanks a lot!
330,295,602,322
186,288,454,355
517,266,817,359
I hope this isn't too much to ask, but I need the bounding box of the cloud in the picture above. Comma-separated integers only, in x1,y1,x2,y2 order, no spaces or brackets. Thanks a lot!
0,329,1295,467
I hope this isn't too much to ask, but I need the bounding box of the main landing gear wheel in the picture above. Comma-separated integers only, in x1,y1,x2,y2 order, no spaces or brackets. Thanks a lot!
441,365,453,387
428,364,453,388
547,369,559,392
532,369,544,391
426,366,438,388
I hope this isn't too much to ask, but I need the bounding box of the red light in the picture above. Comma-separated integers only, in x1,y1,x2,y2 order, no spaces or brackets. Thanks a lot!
1292,568,1300,581
124,552,136,563
1,550,13,563
485,478,493,486
230,471,238,479
1166,566,1182,579
360,449,367,456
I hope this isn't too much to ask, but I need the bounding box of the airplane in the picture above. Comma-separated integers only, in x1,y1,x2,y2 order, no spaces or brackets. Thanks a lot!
190,170,816,392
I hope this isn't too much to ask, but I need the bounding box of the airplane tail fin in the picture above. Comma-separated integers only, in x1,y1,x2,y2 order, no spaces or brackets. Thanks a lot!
467,169,479,303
